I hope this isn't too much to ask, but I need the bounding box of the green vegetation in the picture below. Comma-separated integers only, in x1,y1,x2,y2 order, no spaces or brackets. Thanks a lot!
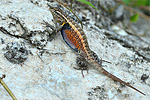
123,0,150,6
122,0,150,22
75,0,97,9
130,13,139,22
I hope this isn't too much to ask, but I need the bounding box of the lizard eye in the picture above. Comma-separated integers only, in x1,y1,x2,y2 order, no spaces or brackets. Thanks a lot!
59,21,65,26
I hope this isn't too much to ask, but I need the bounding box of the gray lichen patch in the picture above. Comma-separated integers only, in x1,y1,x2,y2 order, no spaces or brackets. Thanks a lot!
88,86,107,100
4,42,28,64
29,31,49,49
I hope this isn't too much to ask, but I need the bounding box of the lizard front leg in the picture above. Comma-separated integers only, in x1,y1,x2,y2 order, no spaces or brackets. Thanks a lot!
43,21,63,32
42,21,63,40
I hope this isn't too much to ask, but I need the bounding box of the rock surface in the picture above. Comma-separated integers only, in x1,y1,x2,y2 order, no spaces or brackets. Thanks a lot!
0,0,150,100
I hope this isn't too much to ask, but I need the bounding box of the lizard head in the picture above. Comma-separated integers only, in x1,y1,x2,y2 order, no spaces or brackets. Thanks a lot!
49,6,67,26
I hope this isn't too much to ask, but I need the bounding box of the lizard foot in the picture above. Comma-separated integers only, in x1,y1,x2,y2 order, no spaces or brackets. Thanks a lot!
74,56,89,78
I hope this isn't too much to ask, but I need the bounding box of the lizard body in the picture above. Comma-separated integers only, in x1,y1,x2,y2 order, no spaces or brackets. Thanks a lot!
49,6,145,95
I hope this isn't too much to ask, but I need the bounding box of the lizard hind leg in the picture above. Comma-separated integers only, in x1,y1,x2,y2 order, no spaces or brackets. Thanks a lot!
90,50,111,65
74,56,89,77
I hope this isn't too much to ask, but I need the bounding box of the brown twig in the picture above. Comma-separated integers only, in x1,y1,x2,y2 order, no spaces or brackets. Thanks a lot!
0,75,18,100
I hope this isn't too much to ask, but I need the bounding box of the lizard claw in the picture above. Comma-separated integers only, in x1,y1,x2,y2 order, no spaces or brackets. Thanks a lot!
75,56,89,78
74,67,89,78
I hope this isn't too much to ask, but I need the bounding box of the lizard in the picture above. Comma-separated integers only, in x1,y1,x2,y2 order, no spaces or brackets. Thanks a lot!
49,6,145,95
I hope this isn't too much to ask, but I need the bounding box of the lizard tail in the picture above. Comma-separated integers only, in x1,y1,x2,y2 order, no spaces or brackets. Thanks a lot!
101,68,145,95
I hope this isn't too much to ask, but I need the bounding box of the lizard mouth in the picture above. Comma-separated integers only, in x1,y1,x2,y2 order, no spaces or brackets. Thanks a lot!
49,6,65,25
